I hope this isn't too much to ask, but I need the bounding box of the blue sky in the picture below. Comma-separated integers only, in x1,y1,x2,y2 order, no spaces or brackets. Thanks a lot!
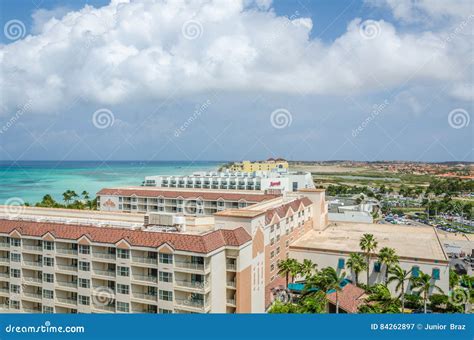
0,0,472,162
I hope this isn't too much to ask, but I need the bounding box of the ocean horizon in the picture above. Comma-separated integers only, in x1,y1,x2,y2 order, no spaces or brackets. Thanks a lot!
0,160,223,204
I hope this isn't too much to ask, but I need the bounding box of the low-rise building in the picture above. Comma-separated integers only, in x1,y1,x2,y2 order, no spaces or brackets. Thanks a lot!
229,159,288,172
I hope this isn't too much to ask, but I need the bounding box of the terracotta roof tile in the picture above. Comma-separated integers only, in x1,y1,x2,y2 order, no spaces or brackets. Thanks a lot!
0,219,251,254
326,283,367,313
265,197,312,224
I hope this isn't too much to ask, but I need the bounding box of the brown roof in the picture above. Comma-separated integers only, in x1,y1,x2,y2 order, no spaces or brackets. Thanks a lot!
265,197,312,224
326,284,367,313
97,188,279,202
0,219,251,254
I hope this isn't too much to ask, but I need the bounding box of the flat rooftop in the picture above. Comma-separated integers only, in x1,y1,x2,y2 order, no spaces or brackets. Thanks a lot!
291,222,448,263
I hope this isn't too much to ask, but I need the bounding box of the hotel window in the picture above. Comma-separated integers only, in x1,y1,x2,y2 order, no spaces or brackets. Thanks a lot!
276,223,280,229
117,249,130,259
159,253,173,264
10,253,20,262
43,241,54,251
276,247,280,255
79,245,90,255
43,289,54,299
117,266,129,277
285,240,289,248
10,284,20,293
270,225,274,232
432,268,440,280
412,266,420,278
10,238,21,247
374,262,381,273
117,284,129,295
11,268,20,278
270,238,275,246
270,264,275,272
10,300,20,310
43,306,54,313
270,251,275,259
43,257,54,267
78,295,90,306
78,261,90,271
276,235,280,241
117,302,129,313
78,278,90,288
338,258,345,269
159,290,173,301
159,271,173,283
159,308,172,314
43,273,54,283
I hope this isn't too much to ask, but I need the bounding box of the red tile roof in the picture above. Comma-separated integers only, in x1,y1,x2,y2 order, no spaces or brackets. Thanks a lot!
265,197,312,224
97,188,279,202
0,219,251,254
326,283,366,313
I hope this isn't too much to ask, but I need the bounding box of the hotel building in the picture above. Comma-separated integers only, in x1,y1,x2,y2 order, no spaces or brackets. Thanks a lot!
0,187,451,314
96,187,280,216
229,159,289,172
142,170,315,193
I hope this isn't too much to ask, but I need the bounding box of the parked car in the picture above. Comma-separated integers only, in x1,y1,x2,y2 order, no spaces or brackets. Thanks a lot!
454,263,467,275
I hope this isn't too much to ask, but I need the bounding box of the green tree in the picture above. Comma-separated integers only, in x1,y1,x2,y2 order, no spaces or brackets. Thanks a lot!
359,234,378,288
387,265,411,313
378,247,399,283
278,258,299,286
449,269,459,289
360,284,400,313
299,259,317,279
346,253,366,286
411,271,444,313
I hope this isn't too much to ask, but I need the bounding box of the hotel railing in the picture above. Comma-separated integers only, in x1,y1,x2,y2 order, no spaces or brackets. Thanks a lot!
56,264,78,272
23,292,42,300
132,275,157,283
175,298,210,309
174,261,209,271
226,298,236,306
0,288,9,294
0,273,10,279
23,261,42,268
174,280,209,290
93,252,116,260
226,263,236,271
23,307,42,313
56,281,78,288
56,248,78,255
0,257,9,264
93,304,115,312
56,297,77,306
0,242,10,249
132,292,158,302
23,276,42,283
22,245,42,252
226,281,236,288
132,257,157,265
93,270,116,278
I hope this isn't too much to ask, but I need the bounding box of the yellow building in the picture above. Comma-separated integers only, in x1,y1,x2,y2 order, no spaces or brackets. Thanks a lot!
230,158,289,172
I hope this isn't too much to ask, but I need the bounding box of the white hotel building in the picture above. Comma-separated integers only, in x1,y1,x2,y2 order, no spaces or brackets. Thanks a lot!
142,170,315,193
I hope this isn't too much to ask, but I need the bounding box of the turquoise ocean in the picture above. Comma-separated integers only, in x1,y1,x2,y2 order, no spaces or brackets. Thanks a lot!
0,161,222,204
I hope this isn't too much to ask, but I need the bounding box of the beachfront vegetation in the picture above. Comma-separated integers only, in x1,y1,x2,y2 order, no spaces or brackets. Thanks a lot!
34,190,96,210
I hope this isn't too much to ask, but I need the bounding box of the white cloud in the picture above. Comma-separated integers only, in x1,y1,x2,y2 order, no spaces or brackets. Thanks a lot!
0,0,472,115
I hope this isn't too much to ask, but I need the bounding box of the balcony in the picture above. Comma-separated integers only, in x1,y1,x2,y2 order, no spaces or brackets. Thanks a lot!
56,248,78,256
56,281,78,289
0,287,9,294
93,270,116,278
23,260,42,269
93,252,116,260
175,298,210,311
226,281,236,288
132,257,157,265
174,261,209,272
226,263,236,271
0,273,9,279
0,303,9,311
132,292,158,302
23,276,42,284
22,245,42,252
56,264,78,273
226,298,236,306
0,242,10,249
0,257,9,265
132,274,157,283
23,307,42,313
23,292,42,301
56,297,77,306
174,280,209,291
93,304,115,312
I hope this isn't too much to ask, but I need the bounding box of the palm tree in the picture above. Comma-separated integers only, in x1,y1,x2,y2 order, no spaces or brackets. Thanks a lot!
81,190,90,201
387,265,411,313
299,259,317,279
359,234,378,288
321,267,346,314
346,253,366,286
411,271,444,313
378,247,399,283
278,259,299,286
62,190,73,207
362,283,401,313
